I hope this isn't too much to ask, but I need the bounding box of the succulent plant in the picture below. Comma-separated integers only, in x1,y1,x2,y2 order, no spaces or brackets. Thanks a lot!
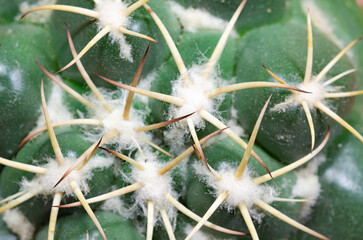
0,0,362,240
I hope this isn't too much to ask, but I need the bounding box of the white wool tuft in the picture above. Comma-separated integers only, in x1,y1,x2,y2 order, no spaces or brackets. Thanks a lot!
292,81,326,108
3,209,35,240
193,162,275,213
17,0,56,23
130,158,177,219
21,155,113,196
272,79,339,112
94,0,133,61
170,2,237,37
100,195,132,218
85,88,150,151
35,82,73,129
169,65,222,127
292,155,326,219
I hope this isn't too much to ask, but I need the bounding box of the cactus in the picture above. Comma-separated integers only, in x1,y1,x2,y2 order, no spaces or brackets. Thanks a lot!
0,0,362,239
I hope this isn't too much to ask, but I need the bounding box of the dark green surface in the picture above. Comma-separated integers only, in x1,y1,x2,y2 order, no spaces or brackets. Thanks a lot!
0,23,55,159
35,211,144,240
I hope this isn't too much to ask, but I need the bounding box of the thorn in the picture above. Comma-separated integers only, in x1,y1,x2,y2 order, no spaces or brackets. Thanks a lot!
41,76,65,165
235,94,272,179
0,157,47,175
124,45,150,120
70,180,106,240
166,193,248,235
58,182,143,208
206,81,309,99
185,191,228,240
123,0,151,16
159,208,176,240
254,128,330,185
255,200,329,240
97,74,184,106
65,22,112,112
20,5,100,20
262,65,288,84
315,101,363,142
187,117,210,173
303,9,313,84
192,145,211,172
158,127,228,176
141,138,175,158
301,101,315,151
323,68,357,86
48,192,63,240
119,27,158,43
0,191,39,213
99,147,144,170
35,58,95,109
57,25,111,73
315,38,362,82
202,0,247,80
239,202,259,239
135,112,195,132
146,200,154,240
143,3,191,87
53,137,103,188
202,0,247,79
15,119,102,157
200,109,272,177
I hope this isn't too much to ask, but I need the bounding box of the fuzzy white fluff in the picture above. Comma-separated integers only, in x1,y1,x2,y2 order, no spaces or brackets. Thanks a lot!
17,0,56,23
193,162,275,217
170,2,237,37
100,195,133,218
94,0,133,61
170,65,220,124
128,153,178,221
21,154,113,196
324,144,362,192
35,82,73,129
3,208,35,240
272,79,338,112
85,88,151,151
292,155,325,219
164,65,224,151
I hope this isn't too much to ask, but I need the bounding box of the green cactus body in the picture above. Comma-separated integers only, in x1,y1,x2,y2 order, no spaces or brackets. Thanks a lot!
0,0,362,239
0,23,55,158
35,211,145,240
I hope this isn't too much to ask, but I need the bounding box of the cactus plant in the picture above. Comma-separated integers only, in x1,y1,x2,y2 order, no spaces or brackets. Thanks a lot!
0,0,362,240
